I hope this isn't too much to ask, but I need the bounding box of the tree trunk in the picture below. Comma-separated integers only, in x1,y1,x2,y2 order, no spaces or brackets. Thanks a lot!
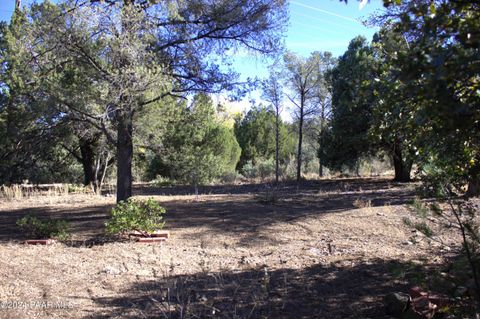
467,163,480,197
392,146,412,182
318,104,325,178
275,109,280,185
194,183,199,201
79,138,97,187
96,152,110,195
296,101,304,183
467,178,480,197
116,112,133,202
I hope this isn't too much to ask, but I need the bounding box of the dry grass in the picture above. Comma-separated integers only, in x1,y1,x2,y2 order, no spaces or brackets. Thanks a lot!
0,184,24,200
353,198,372,209
0,179,462,318
0,184,74,201
0,184,96,201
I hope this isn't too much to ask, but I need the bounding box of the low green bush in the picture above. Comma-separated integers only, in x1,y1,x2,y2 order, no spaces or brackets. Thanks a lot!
105,198,166,235
242,158,275,180
16,215,70,240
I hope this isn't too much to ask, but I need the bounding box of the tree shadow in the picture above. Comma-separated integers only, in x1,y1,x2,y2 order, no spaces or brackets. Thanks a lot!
0,204,111,243
158,178,416,245
88,258,428,319
0,178,416,245
133,177,408,197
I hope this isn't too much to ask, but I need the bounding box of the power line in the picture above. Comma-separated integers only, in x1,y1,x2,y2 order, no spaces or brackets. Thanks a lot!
290,1,362,24
291,10,360,32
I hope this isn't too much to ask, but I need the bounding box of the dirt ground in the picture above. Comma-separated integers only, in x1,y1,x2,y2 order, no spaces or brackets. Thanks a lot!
0,178,461,318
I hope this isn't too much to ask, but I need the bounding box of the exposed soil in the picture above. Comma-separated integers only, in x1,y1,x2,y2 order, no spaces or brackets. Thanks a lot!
0,178,461,318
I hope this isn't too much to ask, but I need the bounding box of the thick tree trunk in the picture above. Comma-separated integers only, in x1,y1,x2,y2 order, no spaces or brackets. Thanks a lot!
116,113,133,202
79,138,97,186
319,161,323,177
392,147,412,182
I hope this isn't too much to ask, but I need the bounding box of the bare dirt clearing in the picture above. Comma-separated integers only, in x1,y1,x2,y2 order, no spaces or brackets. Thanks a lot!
0,178,459,318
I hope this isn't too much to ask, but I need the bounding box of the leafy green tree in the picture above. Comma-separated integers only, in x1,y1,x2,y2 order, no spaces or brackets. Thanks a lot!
234,104,296,173
14,0,287,202
368,28,416,182
0,5,116,187
377,2,480,312
163,94,240,195
378,0,480,194
320,36,376,173
0,7,81,184
134,96,184,181
321,32,416,181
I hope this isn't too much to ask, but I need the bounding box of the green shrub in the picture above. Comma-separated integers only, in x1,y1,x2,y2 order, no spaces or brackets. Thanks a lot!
241,160,257,179
257,158,275,180
242,158,275,180
16,215,70,240
105,198,166,235
218,171,242,184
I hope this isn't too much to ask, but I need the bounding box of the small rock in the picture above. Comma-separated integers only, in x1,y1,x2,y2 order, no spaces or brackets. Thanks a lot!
308,247,323,256
402,240,414,246
101,266,121,275
239,256,254,265
385,292,410,316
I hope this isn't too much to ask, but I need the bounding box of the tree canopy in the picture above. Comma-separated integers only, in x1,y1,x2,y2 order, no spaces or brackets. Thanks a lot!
377,0,480,192
7,0,287,201
234,104,296,172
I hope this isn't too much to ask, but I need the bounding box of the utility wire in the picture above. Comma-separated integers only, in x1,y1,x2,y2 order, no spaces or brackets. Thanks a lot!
291,10,361,32
290,0,362,24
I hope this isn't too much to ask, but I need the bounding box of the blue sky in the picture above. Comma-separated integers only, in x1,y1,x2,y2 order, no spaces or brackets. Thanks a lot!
0,0,384,63
232,0,384,82
0,0,384,112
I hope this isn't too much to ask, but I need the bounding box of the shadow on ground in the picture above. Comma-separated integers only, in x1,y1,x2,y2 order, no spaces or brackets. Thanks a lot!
0,178,417,244
88,258,424,319
0,204,111,243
